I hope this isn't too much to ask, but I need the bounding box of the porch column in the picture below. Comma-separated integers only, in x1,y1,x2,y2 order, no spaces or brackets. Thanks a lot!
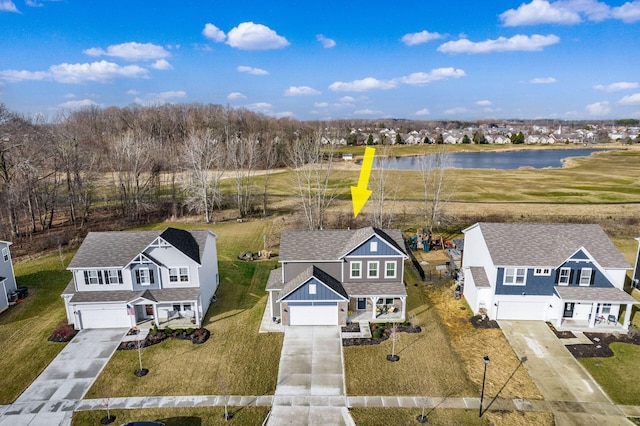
623,303,633,330
555,313,562,329
370,297,379,320
195,298,201,327
400,296,406,321
154,303,160,327
588,302,598,328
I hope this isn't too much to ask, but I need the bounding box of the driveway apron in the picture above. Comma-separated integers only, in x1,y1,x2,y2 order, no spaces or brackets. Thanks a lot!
0,328,127,426
499,320,631,425
268,326,354,426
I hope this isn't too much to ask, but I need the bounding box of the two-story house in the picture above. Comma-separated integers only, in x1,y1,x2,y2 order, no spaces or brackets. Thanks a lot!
0,240,17,314
266,227,408,326
462,222,636,329
61,228,219,330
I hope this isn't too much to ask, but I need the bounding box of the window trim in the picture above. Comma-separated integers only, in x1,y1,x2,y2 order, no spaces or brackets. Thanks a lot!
137,267,151,286
503,267,526,286
384,261,397,279
309,283,317,295
558,267,571,285
350,261,362,279
2,247,8,262
169,267,189,283
370,241,378,252
105,269,122,285
367,261,379,279
534,268,551,276
84,270,102,285
579,268,592,286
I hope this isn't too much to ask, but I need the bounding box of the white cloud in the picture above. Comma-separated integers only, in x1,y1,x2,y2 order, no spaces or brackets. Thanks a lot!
401,30,443,46
134,90,186,105
83,42,170,61
0,60,149,83
329,67,465,92
476,100,492,106
246,102,273,113
594,81,639,92
126,89,140,95
236,65,269,75
329,77,396,92
202,23,226,42
314,102,329,108
273,111,295,118
354,109,384,115
438,34,560,54
151,59,173,70
0,0,18,12
284,86,321,96
227,92,246,100
611,1,640,23
443,107,469,115
585,101,610,115
58,99,101,109
619,93,640,105
226,22,289,50
394,68,466,85
530,77,557,84
316,34,336,48
414,108,431,116
500,0,639,26
339,96,355,102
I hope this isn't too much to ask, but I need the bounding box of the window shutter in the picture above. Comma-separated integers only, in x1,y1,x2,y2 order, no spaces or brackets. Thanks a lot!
590,269,595,286
118,270,123,284
84,271,90,285
98,271,104,285
569,269,575,285
135,270,140,284
150,269,155,284
554,269,560,284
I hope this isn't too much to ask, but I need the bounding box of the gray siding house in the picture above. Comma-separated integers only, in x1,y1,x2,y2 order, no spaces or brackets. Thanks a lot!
462,223,636,329
62,228,219,330
0,240,17,314
266,227,408,326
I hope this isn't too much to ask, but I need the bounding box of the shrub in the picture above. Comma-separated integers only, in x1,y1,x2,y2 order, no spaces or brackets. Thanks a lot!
151,323,158,336
175,328,184,335
165,327,173,335
373,329,383,339
186,328,194,335
194,328,204,337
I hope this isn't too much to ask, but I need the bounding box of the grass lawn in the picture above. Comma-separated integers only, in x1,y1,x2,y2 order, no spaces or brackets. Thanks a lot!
0,251,74,404
580,342,640,405
72,406,270,426
86,219,284,398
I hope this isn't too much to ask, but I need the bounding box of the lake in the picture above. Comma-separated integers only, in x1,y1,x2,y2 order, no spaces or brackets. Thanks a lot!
371,148,606,170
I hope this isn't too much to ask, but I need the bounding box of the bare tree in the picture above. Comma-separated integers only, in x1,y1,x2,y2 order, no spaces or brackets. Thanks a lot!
419,146,452,233
369,146,399,228
226,133,259,218
289,131,339,230
259,135,281,217
182,130,224,223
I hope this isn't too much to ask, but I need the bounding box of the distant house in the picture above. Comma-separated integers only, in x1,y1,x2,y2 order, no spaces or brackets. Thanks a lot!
62,228,219,330
462,223,636,329
266,227,408,326
0,241,17,314
493,135,511,144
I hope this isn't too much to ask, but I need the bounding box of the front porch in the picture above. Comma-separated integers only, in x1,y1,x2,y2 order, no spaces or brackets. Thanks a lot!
557,318,627,332
135,315,197,330
554,286,637,331
346,296,406,323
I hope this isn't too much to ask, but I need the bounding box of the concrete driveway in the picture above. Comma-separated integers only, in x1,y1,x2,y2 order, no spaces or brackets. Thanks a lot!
0,328,127,426
499,320,631,425
268,326,354,426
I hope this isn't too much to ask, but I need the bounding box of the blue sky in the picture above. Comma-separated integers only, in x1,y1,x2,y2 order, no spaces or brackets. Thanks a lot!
1,0,640,121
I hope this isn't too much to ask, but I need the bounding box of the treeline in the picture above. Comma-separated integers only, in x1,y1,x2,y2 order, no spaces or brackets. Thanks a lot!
0,102,324,239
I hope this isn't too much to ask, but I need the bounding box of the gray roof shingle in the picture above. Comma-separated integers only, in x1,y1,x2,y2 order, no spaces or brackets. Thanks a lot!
473,223,631,269
67,286,200,304
555,286,637,303
470,267,491,288
342,281,407,297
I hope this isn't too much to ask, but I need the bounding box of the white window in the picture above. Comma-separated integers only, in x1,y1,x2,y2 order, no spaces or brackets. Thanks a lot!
579,268,592,286
601,303,611,314
370,241,378,252
368,261,379,278
137,268,151,286
105,269,122,284
385,261,397,279
309,283,317,295
558,267,571,285
350,261,362,279
84,270,101,285
2,247,8,262
169,267,189,283
503,268,526,285
534,268,551,276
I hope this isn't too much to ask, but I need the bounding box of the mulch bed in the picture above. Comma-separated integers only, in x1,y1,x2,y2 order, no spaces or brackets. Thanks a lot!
118,327,210,350
342,322,421,347
565,330,640,358
546,322,576,339
470,315,500,329
48,322,79,342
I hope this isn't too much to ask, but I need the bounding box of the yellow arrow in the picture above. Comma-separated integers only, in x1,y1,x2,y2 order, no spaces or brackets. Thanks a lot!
351,146,375,218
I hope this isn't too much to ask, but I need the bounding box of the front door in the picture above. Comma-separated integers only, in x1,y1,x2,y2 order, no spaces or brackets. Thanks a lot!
563,302,575,318
357,298,366,310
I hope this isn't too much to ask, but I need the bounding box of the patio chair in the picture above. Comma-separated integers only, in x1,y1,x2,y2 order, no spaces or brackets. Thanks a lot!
607,315,617,325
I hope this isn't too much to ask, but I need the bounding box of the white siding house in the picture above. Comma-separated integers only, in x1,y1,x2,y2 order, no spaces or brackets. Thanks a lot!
0,240,17,314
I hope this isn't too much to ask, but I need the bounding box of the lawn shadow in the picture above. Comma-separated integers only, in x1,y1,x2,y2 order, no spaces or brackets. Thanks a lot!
159,416,201,426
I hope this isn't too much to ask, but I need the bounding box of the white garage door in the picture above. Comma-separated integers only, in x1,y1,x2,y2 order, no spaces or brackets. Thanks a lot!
289,303,338,326
77,305,130,329
496,301,546,321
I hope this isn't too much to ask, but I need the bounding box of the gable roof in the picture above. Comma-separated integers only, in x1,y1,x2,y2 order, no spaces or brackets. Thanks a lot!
465,223,630,269
279,227,406,262
277,266,348,301
67,228,210,269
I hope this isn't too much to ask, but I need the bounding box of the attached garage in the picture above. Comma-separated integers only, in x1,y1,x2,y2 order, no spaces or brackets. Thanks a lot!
75,304,130,329
496,301,546,321
288,302,338,326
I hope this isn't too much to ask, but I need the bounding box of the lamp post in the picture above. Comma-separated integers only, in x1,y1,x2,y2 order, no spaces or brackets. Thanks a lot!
479,355,490,417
